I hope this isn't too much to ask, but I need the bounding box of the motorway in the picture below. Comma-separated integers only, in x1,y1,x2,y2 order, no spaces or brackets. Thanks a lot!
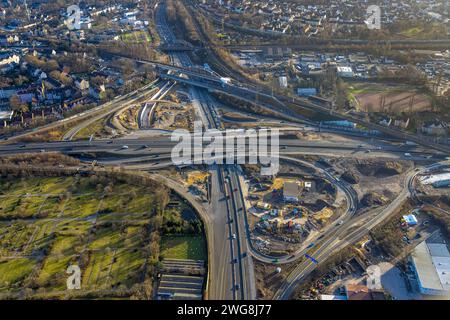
138,81,175,129
0,135,445,162
137,3,450,300
155,1,255,300
272,166,428,299
1,80,160,143
1,0,449,302
127,56,450,154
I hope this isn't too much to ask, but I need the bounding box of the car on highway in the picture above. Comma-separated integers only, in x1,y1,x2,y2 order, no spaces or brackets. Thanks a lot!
404,152,412,157
232,233,237,240
338,220,344,225
121,145,129,149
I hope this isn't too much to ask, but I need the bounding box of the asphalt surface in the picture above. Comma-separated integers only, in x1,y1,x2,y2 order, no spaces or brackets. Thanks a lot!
155,2,255,299
0,136,444,162
1,1,448,302
272,167,425,299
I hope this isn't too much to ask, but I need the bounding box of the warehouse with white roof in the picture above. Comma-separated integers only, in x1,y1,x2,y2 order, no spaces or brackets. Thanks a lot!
410,239,450,296
419,172,450,185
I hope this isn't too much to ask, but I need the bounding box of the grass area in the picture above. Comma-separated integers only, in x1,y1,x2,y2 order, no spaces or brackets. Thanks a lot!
0,176,156,220
121,30,152,44
75,118,110,140
370,202,413,257
0,170,206,299
347,82,415,95
0,175,159,298
160,235,206,260
399,23,447,39
401,27,423,37
0,259,35,290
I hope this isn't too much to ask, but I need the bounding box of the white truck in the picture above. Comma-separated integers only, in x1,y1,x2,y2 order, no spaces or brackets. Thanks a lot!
220,77,232,87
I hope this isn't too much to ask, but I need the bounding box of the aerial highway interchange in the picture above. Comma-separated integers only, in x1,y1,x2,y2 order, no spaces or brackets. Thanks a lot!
0,0,449,303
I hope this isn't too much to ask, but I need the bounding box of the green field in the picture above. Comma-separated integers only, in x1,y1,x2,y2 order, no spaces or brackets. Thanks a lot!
75,118,110,140
347,82,415,95
160,235,206,260
399,23,447,39
0,172,206,298
0,175,158,298
120,31,152,44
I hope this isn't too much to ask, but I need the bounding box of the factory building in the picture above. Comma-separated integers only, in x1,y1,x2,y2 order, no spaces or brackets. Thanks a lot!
410,238,450,296
283,182,300,203
336,66,354,78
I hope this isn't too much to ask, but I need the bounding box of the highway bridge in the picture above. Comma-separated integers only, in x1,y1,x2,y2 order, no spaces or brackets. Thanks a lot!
1,0,448,302
132,59,450,154
155,1,256,300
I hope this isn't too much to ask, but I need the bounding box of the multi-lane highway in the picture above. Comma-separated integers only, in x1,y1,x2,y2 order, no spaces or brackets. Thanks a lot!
1,80,160,143
272,166,425,299
1,0,449,303
131,56,450,154
0,135,445,162
139,81,175,129
155,1,255,299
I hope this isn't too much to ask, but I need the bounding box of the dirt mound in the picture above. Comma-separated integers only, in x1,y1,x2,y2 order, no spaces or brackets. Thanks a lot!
355,160,405,178
361,192,389,207
341,170,359,184
314,178,336,196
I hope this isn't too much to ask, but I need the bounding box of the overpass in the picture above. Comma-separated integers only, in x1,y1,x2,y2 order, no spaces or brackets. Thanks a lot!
134,59,450,154
159,40,196,52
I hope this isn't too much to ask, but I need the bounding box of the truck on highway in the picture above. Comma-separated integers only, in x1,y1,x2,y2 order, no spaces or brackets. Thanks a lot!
220,77,231,87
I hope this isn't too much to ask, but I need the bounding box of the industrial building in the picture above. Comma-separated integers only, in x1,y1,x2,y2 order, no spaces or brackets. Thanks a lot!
344,284,385,300
336,66,354,78
419,172,450,186
283,182,300,202
297,87,317,97
410,238,450,296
